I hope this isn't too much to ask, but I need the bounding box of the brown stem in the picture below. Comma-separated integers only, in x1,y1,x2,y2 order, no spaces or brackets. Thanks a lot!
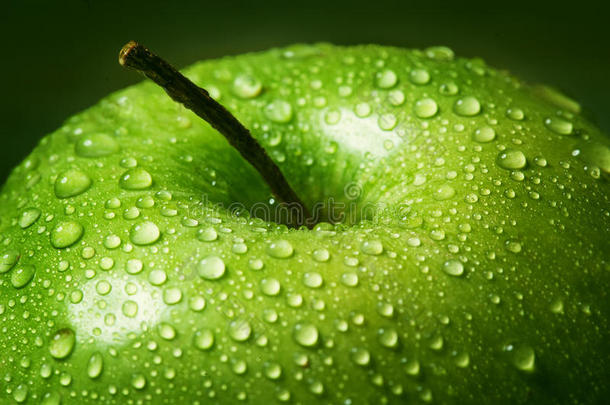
119,41,311,227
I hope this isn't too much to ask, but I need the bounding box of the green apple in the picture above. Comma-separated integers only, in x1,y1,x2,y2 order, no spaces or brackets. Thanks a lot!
0,43,608,405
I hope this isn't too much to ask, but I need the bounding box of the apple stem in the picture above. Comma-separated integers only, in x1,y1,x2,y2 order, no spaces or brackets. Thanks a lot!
119,41,311,228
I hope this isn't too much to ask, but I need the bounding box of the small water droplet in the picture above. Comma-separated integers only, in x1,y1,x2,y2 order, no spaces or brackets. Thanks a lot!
351,348,371,366
267,239,294,258
18,208,41,229
228,320,252,342
312,248,330,262
131,373,147,390
120,168,153,190
293,323,319,347
378,113,397,130
232,74,262,99
414,98,438,118
303,272,323,288
197,227,218,242
361,240,383,255
375,69,397,88
11,264,36,288
425,46,455,61
355,102,372,118
75,133,119,157
264,99,293,123
122,300,139,317
442,259,464,276
544,116,573,135
409,69,430,85
506,107,525,121
193,329,215,350
87,352,103,379
497,149,527,170
378,328,399,348
473,126,496,143
261,278,281,296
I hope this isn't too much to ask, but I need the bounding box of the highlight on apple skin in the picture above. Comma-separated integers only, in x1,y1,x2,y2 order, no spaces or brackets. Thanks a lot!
0,43,608,404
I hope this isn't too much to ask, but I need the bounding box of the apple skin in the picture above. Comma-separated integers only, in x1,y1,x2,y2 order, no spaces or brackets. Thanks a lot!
0,43,608,404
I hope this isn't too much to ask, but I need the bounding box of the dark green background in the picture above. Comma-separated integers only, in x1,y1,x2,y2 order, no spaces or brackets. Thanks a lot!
1,0,608,184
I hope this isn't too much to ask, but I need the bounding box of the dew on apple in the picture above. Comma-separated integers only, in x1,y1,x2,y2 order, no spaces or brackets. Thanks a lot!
261,277,281,296
54,169,92,198
158,323,177,340
193,328,215,350
148,268,168,285
324,108,341,125
375,69,397,89
293,323,319,347
163,287,183,305
504,343,536,372
425,45,455,61
506,107,525,121
544,116,573,135
378,327,399,348
434,184,456,200
188,295,206,312
12,384,28,403
198,255,226,280
232,74,263,99
248,257,264,270
409,68,431,85
361,239,383,255
414,97,439,118
287,292,304,307
505,239,522,253
40,391,61,405
303,271,323,288
48,328,76,359
267,239,294,258
377,302,394,318
87,352,104,379
264,99,293,123
119,167,153,190
388,89,405,106
129,220,160,245
103,234,121,249
95,280,111,295
228,319,252,342
197,226,218,242
50,220,84,248
69,289,83,304
453,96,481,116
442,259,465,276
75,133,119,158
232,242,248,254
136,195,155,208
119,156,138,168
473,126,496,143
0,250,20,273
439,81,459,95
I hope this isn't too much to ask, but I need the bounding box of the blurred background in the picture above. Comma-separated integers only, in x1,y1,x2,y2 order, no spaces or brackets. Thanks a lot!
1,0,608,183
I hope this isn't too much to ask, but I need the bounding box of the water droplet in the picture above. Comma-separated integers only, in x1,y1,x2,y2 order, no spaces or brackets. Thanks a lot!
264,362,282,380
129,221,160,245
506,107,525,121
148,269,167,286
434,184,455,200
87,352,103,379
544,116,573,135
131,373,147,390
453,96,481,116
409,69,430,85
293,323,319,347
125,259,143,274
355,102,372,118
17,208,40,229
50,221,84,248
388,89,405,106
264,99,293,123
473,126,496,143
49,328,75,359
198,255,226,280
0,250,19,274
504,343,536,372
442,259,464,276
324,108,341,125
378,113,397,130
497,149,527,170
439,82,458,95
41,391,61,405
232,74,262,98
228,320,252,342
455,352,470,368
267,239,294,258
197,227,218,242
75,133,119,157
414,98,438,118
404,359,420,376
378,328,399,348
261,278,281,296
96,280,112,295
505,239,522,253
425,46,455,61
303,272,323,288
341,272,359,287
158,323,177,340
312,248,330,262
163,288,182,305
13,384,28,403
361,240,383,255
351,348,371,366
193,329,215,350
232,359,248,375
11,264,36,288
375,69,397,88
119,168,153,190
55,169,92,200
122,300,139,317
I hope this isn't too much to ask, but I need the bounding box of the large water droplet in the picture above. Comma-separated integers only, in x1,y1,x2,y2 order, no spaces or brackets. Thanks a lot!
54,169,92,198
504,343,536,372
442,259,464,276
378,328,399,348
473,126,496,143
129,221,160,245
544,116,573,135
351,348,371,366
264,100,293,123
50,221,84,248
0,250,19,274
87,352,103,379
261,278,281,296
361,240,383,255
198,255,226,280
49,328,76,359
11,264,36,288
496,149,527,170
228,320,252,342
119,168,153,190
293,323,319,347
409,69,431,85
75,134,119,157
232,74,263,99
453,96,481,116
267,239,294,258
197,227,218,242
303,272,323,288
414,98,438,118
375,69,397,88
18,208,41,229
193,329,215,350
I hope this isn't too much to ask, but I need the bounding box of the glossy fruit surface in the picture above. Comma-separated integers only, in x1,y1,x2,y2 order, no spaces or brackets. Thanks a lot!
0,44,608,404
